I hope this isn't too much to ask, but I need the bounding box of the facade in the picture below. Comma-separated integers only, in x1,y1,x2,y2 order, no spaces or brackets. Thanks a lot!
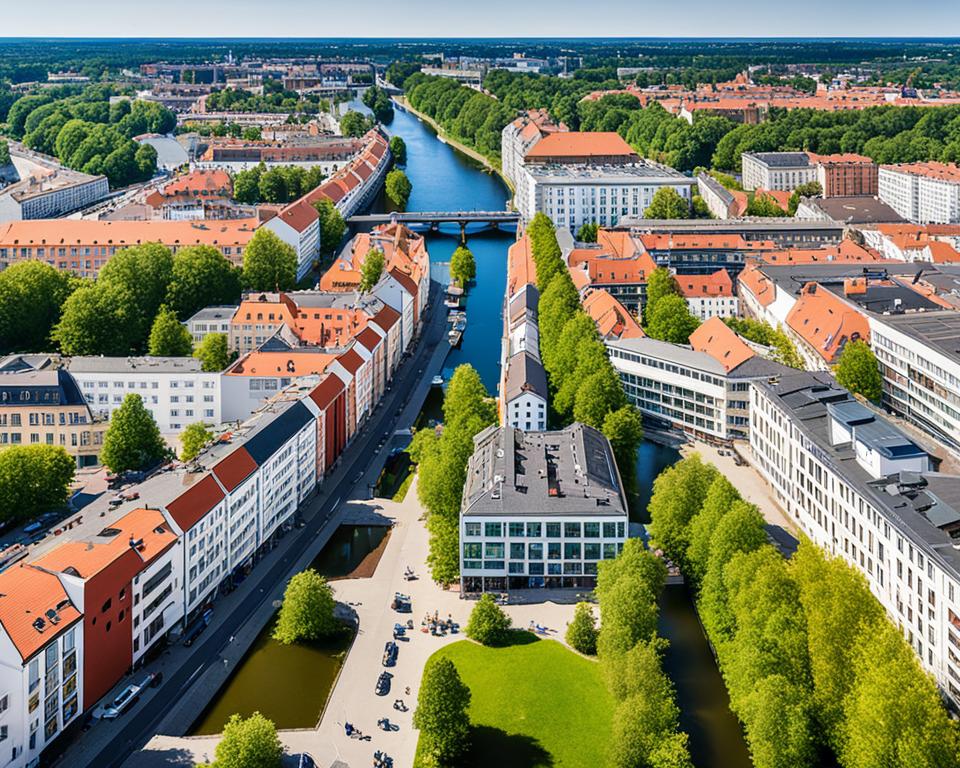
502,352,548,432
750,372,960,707
879,162,960,224
67,357,222,433
675,268,737,321
812,153,879,198
500,109,564,192
695,172,748,219
185,305,238,345
0,358,104,466
741,151,816,191
262,200,321,282
460,423,629,592
0,169,109,221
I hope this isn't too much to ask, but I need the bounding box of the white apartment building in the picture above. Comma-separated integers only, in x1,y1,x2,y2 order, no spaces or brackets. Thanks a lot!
499,283,547,433
129,519,184,666
185,305,238,344
262,201,321,282
460,423,629,592
0,568,83,768
750,372,960,706
675,269,738,321
741,151,816,192
500,109,562,193
68,357,222,433
879,162,960,224
0,168,109,221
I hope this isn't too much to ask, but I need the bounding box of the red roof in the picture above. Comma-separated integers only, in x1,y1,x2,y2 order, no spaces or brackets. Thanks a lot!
0,565,81,662
165,474,225,531
676,269,734,298
276,200,319,233
373,303,400,331
689,317,755,372
213,447,259,492
337,347,365,375
355,326,382,353
389,266,418,297
309,373,345,410
524,132,636,160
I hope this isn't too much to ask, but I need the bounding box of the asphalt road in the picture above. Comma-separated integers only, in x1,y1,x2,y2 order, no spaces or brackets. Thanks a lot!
79,286,449,768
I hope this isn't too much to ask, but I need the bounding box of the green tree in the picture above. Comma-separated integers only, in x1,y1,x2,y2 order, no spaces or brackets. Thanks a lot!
312,197,347,256
465,593,512,646
610,691,692,768
528,213,565,293
179,422,213,462
449,246,476,286
165,245,241,320
746,192,787,217
359,248,386,292
100,394,168,473
0,446,75,526
148,305,193,357
385,168,412,209
413,657,472,766
0,261,74,353
687,475,741,585
207,712,283,768
54,281,134,356
597,571,660,658
195,332,232,372
426,512,461,587
644,187,690,219
538,272,580,369
242,229,297,291
602,405,644,498
647,454,718,568
566,602,599,655
98,242,175,347
0,138,10,166
576,221,599,242
788,181,822,215
835,340,882,402
573,364,627,429
273,569,339,644
646,294,701,344
389,135,407,165
442,364,496,428
644,267,680,321
339,110,374,138
233,164,263,204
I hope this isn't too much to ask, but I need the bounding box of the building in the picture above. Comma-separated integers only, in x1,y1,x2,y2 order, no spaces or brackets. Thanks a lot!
783,282,871,369
186,305,238,344
879,162,960,224
741,152,816,192
195,136,364,173
143,169,240,221
502,352,547,432
811,153,878,198
695,172,748,219
580,288,645,342
749,372,960,707
613,217,846,250
606,317,789,442
795,195,905,225
0,357,104,466
675,268,737,321
261,200,320,282
0,219,259,277
0,564,82,768
500,109,565,193
0,167,109,221
67,357,222,433
459,423,629,592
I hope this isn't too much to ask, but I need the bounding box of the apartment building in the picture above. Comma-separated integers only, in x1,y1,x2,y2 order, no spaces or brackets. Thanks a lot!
607,317,789,442
879,162,960,224
0,168,109,221
811,153,879,197
0,358,104,466
580,288,645,342
185,305,237,344
695,172,748,219
500,109,565,192
783,282,871,369
741,151,816,191
460,423,628,592
143,169,238,221
262,200,320,282
67,357,222,433
750,372,960,707
675,268,737,321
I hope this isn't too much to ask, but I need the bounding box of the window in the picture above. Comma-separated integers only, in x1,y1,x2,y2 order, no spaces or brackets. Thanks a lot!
584,523,600,538
564,522,581,538
484,542,504,559
0,695,7,714
508,522,525,537
584,543,601,560
484,522,502,537
526,522,541,537
546,523,561,538
528,543,543,560
463,543,482,559
564,543,581,559
510,543,525,560
547,542,561,560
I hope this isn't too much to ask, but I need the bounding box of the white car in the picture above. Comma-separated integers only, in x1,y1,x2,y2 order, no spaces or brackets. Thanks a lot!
101,683,141,719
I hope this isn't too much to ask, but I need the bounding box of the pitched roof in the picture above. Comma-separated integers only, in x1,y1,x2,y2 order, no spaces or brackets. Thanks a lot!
676,269,734,299
243,401,314,465
786,282,870,364
372,303,401,331
354,326,383,353
504,351,548,401
0,565,81,662
581,288,645,341
308,373,345,410
688,317,755,373
212,446,259,492
737,263,776,307
337,347,365,375
226,350,336,377
0,218,259,248
275,200,319,233
164,474,225,531
524,132,636,161
507,235,536,296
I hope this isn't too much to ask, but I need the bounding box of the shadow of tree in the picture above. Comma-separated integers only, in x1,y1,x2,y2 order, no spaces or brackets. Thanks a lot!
139,746,202,767
465,725,554,768
494,630,540,648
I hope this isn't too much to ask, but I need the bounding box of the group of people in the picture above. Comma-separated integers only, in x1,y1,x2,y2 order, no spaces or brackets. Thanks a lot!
422,610,458,636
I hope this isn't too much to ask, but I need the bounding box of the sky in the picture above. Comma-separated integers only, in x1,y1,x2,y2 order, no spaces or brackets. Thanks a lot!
4,0,960,38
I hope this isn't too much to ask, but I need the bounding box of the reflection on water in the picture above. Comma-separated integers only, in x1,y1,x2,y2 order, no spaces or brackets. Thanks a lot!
634,440,682,524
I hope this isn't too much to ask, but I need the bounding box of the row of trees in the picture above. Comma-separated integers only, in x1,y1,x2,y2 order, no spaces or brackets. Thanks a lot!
642,267,701,344
594,540,693,767
413,365,497,585
528,213,645,498
203,81,328,115
361,86,395,123
647,455,960,768
232,162,327,205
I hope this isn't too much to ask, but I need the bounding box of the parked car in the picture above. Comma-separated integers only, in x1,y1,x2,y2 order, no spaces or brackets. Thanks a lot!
375,671,392,696
22,521,42,535
383,641,398,667
391,592,412,613
101,683,142,719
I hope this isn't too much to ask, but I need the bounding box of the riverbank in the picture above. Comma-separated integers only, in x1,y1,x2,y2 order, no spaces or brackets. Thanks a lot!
392,95,515,195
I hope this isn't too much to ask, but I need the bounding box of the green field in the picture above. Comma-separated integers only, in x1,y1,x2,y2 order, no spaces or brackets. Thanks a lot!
417,634,614,768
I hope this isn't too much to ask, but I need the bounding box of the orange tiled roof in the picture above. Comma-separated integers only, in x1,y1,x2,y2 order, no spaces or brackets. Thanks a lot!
881,161,960,183
226,350,336,377
524,132,636,160
0,565,81,662
759,239,880,264
676,269,734,299
0,218,259,248
165,474,225,532
929,241,960,263
785,282,870,364
586,253,658,284
689,317,755,373
581,288,645,341
638,233,774,252
507,235,536,296
738,263,776,307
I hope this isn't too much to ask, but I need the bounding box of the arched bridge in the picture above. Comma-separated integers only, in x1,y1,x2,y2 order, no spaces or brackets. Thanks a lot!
347,210,521,240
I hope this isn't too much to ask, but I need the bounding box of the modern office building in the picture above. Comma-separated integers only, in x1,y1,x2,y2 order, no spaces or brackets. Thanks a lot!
460,423,629,592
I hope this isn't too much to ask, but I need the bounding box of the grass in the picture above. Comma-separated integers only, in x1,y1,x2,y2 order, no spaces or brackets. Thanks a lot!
415,634,614,768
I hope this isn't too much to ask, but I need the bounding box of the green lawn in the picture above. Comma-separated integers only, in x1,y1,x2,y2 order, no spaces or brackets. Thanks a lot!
417,634,614,768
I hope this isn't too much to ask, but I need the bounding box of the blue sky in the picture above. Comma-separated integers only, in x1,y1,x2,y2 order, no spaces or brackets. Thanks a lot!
3,0,960,37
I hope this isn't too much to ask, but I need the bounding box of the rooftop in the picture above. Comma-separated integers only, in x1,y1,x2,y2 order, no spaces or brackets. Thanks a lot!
524,132,636,162
803,196,906,225
503,351,548,402
874,310,960,365
744,151,812,169
527,161,688,183
67,356,205,374
0,564,81,662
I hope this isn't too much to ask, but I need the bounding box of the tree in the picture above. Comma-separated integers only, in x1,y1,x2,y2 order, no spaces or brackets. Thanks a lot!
0,446,75,527
339,110,374,138
389,135,407,165
99,394,168,473
566,602,599,655
687,475,741,584
0,138,9,166
644,268,680,321
273,569,339,644
646,294,701,344
745,192,786,217
148,305,194,357
165,245,242,320
179,422,213,462
98,243,174,347
465,593,512,646
644,187,690,219
0,261,74,353
576,221,599,242
597,571,660,658
359,248,386,292
610,692,692,768
788,181,822,215
208,712,283,768
573,364,627,429
54,281,134,356
242,229,297,291
647,454,718,567
385,169,412,209
538,272,580,368
835,340,882,402
195,333,231,372
312,198,347,256
413,657,472,765
449,246,476,286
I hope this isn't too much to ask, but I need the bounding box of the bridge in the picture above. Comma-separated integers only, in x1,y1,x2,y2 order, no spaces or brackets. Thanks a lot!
347,211,521,240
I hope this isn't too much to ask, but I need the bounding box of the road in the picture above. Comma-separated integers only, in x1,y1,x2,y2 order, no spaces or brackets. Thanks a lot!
66,283,450,768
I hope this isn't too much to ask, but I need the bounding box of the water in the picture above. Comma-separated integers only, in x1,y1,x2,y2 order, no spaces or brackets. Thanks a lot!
190,526,387,735
634,439,682,524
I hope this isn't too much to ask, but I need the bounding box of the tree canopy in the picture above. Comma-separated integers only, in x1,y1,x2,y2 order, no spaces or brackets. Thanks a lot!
359,249,386,292
645,294,701,344
465,593,512,646
273,569,340,645
389,135,407,166
179,422,213,462
0,446,75,527
312,197,347,256
644,187,690,219
449,246,476,286
835,340,883,402
165,245,242,319
147,305,193,357
413,656,472,766
195,333,232,372
99,393,168,473
385,168,412,209
242,229,298,291
206,712,283,768
0,261,75,354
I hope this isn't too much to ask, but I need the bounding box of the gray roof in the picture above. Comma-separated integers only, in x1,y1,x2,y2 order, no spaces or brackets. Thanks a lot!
187,305,238,323
806,196,905,225
0,368,87,408
745,151,812,169
696,172,736,206
756,371,960,576
605,335,789,379
67,356,204,374
503,351,548,402
873,310,960,365
756,262,925,298
462,423,628,518
509,284,539,323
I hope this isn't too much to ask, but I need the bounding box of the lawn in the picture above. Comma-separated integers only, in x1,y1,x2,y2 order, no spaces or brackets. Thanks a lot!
416,634,615,768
